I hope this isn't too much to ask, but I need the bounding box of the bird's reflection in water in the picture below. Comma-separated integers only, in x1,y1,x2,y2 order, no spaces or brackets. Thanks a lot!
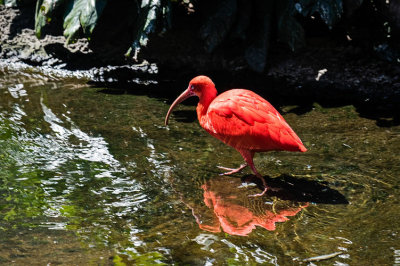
186,176,308,236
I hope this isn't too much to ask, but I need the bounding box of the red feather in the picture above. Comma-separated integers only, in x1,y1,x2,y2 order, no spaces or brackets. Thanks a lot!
201,89,306,152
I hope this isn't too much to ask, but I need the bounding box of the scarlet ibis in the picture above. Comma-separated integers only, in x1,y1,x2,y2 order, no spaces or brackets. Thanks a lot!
165,76,307,196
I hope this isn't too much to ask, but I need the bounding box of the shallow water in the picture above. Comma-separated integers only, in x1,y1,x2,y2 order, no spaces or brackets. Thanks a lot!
0,67,400,265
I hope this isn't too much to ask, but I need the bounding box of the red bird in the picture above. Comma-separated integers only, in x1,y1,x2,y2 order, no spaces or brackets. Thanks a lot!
165,76,307,196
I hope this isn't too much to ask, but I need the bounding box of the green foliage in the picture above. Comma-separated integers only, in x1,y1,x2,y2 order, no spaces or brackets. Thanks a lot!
1,0,17,6
277,0,345,52
63,0,107,43
4,0,398,71
198,0,349,71
32,0,171,59
1,0,35,7
125,0,171,60
277,0,306,52
35,0,107,42
296,0,344,28
199,0,237,53
34,0,65,38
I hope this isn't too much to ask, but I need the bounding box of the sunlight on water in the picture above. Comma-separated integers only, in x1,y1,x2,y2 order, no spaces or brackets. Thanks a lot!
39,97,120,169
132,125,172,178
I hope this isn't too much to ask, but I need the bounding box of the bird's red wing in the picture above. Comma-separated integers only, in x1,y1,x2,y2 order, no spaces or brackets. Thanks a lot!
204,89,306,152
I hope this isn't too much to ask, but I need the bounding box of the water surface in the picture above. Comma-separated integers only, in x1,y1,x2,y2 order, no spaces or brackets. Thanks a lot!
1,67,400,265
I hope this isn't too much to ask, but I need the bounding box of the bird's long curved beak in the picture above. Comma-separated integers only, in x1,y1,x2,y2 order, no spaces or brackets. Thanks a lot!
165,88,196,126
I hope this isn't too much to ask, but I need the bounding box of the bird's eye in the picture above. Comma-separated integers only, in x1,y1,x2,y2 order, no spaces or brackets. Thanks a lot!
190,85,195,91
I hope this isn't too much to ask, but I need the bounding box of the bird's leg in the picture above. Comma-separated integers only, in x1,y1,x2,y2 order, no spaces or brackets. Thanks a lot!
238,150,268,197
217,163,248,175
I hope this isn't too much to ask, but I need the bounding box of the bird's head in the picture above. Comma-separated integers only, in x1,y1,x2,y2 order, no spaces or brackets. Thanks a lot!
165,75,216,126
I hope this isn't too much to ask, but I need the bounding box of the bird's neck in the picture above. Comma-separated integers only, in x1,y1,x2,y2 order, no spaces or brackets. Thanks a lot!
196,86,217,121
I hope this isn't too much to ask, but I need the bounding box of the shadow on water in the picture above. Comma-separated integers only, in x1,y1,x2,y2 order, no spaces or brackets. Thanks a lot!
355,104,400,127
169,110,197,123
243,174,349,204
281,95,400,128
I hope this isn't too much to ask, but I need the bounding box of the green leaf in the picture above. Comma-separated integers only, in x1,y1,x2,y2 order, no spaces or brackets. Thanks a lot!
1,0,17,7
199,0,237,53
126,0,171,60
344,0,364,17
34,0,65,38
244,1,274,73
277,0,306,52
63,0,107,44
297,0,343,28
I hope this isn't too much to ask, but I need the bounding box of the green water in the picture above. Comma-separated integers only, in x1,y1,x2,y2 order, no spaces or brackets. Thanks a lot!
1,68,400,265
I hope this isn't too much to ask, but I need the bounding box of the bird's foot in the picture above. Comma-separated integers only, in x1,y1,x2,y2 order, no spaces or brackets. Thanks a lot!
217,164,247,175
248,187,268,197
247,173,279,197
